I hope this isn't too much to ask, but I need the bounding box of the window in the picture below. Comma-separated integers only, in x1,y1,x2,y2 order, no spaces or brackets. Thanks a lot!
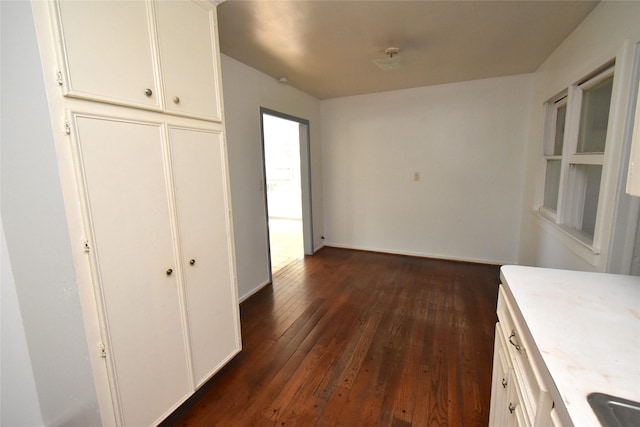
539,66,614,247
542,97,567,213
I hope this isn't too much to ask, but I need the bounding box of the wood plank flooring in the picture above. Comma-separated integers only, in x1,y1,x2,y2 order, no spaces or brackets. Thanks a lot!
161,247,500,427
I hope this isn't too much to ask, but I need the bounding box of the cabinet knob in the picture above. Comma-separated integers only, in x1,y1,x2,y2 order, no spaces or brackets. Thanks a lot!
145,88,153,97
166,268,173,276
189,259,196,265
501,378,507,388
173,96,180,104
508,402,516,414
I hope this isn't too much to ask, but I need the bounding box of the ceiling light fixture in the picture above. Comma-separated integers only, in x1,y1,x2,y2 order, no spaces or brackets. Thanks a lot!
384,47,400,58
372,47,404,71
277,76,288,84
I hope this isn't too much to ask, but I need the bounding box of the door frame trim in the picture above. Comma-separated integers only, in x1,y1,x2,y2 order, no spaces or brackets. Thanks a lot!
259,107,314,281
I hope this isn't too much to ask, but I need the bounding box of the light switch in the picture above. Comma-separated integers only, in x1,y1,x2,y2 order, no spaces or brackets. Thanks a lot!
413,172,420,182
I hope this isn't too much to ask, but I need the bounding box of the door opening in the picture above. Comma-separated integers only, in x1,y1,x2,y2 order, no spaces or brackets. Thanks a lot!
260,108,313,278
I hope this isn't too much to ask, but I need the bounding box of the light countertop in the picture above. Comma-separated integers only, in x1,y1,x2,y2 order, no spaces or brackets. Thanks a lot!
500,265,640,427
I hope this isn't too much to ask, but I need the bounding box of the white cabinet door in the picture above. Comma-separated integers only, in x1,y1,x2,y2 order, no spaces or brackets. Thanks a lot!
155,2,222,121
74,115,191,426
547,409,567,427
489,326,511,427
169,127,240,387
55,1,161,109
504,376,526,427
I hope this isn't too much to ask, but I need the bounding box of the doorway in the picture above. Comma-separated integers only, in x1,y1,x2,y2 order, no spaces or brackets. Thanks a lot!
260,108,313,278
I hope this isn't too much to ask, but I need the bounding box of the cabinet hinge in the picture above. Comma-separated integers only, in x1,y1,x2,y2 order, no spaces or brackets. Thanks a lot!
82,239,90,253
56,70,63,86
98,343,106,359
64,121,71,136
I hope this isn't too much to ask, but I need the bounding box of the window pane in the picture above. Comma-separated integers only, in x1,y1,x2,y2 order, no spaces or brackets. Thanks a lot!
553,105,566,155
570,164,602,240
577,76,613,153
543,159,561,212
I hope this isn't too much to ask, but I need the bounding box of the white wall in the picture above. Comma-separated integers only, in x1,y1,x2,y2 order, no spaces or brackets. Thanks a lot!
321,74,534,264
0,2,101,425
518,1,640,272
220,55,323,300
1,222,43,427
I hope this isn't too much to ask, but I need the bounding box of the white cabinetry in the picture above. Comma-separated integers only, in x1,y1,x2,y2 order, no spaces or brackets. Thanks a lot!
491,266,640,427
71,114,240,426
53,0,222,120
53,1,159,110
168,125,239,387
155,1,222,120
489,328,515,426
32,0,239,425
73,115,191,426
489,328,507,425
489,286,557,427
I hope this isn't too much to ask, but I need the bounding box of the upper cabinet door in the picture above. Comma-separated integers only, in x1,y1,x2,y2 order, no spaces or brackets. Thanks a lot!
55,1,161,109
155,2,222,121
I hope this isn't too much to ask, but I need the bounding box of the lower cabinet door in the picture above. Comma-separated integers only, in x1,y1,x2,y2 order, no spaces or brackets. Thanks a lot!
489,324,511,427
74,114,191,426
169,126,241,387
548,408,566,427
507,374,528,427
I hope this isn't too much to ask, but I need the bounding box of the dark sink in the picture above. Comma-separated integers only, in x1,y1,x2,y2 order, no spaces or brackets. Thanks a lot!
588,392,640,427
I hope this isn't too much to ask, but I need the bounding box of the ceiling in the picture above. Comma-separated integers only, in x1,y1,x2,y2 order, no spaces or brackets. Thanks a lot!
216,0,599,100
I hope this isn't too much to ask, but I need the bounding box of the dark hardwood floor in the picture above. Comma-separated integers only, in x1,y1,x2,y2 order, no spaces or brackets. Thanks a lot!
161,247,500,426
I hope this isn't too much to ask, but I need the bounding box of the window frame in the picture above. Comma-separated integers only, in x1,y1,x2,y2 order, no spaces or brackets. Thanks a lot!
540,93,568,220
538,66,615,254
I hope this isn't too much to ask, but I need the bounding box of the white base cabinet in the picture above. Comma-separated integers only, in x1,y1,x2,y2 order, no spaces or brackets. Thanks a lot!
491,266,640,427
489,286,558,427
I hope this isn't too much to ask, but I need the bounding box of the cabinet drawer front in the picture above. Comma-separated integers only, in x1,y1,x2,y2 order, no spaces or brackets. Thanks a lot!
497,286,550,424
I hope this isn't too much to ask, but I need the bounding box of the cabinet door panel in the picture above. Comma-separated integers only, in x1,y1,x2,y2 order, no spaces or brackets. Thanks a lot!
548,409,566,427
74,115,190,426
155,1,222,120
169,127,240,386
56,1,160,109
490,326,510,427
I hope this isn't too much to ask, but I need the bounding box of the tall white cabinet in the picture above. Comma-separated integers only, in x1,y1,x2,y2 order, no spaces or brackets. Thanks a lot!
32,1,241,426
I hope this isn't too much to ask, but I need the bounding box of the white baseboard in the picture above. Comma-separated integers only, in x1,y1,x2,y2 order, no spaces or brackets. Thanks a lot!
238,279,271,303
324,242,506,266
